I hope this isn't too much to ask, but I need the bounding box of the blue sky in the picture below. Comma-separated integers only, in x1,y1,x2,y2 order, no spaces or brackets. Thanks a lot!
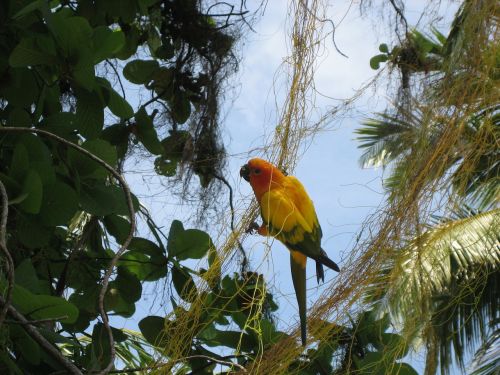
118,0,460,369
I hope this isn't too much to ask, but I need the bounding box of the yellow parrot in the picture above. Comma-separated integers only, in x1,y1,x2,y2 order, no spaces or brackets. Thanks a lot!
240,158,340,346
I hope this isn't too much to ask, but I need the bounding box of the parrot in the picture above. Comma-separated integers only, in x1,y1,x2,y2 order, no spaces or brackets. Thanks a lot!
240,158,340,346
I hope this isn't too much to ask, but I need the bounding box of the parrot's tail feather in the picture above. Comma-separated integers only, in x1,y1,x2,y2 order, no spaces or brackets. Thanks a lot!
315,261,325,284
319,249,340,273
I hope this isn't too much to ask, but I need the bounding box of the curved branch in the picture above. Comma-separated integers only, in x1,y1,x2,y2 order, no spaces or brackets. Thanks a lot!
298,0,348,58
0,179,14,328
0,127,136,375
105,59,126,99
213,174,249,272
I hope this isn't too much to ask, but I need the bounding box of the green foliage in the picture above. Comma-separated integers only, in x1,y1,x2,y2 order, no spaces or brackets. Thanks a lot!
369,29,445,71
0,0,243,372
359,3,499,374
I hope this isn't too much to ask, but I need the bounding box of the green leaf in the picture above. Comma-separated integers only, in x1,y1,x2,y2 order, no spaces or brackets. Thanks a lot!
154,157,178,176
80,182,137,217
9,37,56,67
92,26,125,63
17,214,51,249
38,180,78,226
12,0,45,19
41,112,79,137
2,68,39,107
119,240,167,282
172,266,197,302
115,267,142,303
355,351,385,375
103,214,131,244
11,134,55,186
69,287,100,315
172,90,191,124
0,349,23,374
135,108,163,154
49,14,93,58
370,54,389,70
75,87,104,139
91,323,127,369
151,67,174,99
128,237,163,256
379,43,389,53
168,220,212,261
115,25,140,60
381,333,408,358
138,0,161,13
107,88,133,119
7,107,32,127
15,259,42,294
73,53,96,90
68,139,117,179
139,316,167,347
10,325,41,365
391,363,419,375
208,330,255,352
123,59,159,84
9,141,30,182
19,169,43,214
0,281,79,324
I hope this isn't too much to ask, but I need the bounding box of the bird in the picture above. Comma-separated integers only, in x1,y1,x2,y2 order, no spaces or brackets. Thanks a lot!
240,158,340,346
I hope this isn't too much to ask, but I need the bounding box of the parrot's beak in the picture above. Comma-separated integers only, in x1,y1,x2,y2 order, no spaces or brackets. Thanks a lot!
240,164,250,181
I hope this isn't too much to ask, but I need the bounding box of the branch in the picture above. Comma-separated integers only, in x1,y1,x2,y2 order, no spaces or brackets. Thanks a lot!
298,0,348,58
181,354,247,372
0,127,136,375
388,0,408,37
0,179,14,328
213,174,249,272
105,59,126,99
0,295,82,374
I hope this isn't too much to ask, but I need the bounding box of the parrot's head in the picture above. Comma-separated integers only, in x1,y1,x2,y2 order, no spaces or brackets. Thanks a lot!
240,158,286,198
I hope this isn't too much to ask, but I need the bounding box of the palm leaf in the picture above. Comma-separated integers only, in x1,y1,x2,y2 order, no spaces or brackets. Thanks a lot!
469,328,500,375
355,110,423,168
369,208,499,373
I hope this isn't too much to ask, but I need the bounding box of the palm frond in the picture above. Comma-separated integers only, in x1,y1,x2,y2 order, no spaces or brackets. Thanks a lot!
369,208,500,373
469,328,500,375
356,111,422,168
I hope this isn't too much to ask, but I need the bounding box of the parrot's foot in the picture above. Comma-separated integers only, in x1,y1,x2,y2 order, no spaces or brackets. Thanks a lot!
246,222,260,234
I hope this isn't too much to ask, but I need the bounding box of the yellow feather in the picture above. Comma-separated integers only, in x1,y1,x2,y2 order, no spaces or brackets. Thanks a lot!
259,175,320,246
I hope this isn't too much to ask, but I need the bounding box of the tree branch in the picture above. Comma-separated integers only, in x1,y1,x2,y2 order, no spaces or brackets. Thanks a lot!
0,127,136,375
0,295,82,374
0,179,14,328
213,174,249,272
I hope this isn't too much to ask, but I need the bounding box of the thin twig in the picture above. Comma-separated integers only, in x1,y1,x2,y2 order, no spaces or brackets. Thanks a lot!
105,59,126,99
388,0,408,38
0,127,136,375
0,179,14,328
181,354,247,372
213,174,249,272
0,295,82,374
298,0,348,58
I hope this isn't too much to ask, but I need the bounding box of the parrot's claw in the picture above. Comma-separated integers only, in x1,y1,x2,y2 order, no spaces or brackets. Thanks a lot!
246,222,260,234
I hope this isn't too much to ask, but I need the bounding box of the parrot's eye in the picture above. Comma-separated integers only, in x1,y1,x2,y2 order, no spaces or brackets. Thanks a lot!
253,168,261,175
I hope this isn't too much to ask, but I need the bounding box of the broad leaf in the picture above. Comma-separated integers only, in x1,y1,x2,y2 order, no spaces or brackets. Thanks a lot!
123,59,159,84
